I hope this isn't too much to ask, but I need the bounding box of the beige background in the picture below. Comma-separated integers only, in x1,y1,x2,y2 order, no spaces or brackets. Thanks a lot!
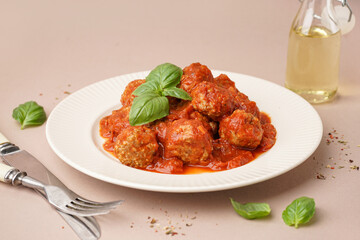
1,0,360,239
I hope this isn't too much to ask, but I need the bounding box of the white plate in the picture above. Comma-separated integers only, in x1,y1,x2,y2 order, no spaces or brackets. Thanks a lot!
46,71,323,193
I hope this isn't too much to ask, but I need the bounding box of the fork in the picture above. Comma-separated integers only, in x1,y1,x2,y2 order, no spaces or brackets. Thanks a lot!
0,162,123,217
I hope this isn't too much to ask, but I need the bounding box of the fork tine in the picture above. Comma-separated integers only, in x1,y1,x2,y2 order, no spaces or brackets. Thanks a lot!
72,199,118,210
75,197,124,208
65,203,111,216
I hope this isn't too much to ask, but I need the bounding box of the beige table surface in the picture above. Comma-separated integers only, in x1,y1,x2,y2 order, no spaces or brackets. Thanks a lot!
1,0,359,239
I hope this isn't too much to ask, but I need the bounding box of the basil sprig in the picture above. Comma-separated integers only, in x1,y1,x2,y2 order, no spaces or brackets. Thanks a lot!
129,63,191,126
12,101,47,129
282,196,315,228
230,198,271,220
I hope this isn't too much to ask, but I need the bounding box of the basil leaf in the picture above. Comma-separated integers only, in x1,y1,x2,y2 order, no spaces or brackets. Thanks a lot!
12,101,47,129
282,196,315,228
132,81,160,96
163,87,192,100
129,93,169,126
230,198,271,220
146,63,183,89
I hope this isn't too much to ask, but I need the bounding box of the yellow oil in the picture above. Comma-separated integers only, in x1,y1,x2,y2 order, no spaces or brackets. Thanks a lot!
285,26,341,103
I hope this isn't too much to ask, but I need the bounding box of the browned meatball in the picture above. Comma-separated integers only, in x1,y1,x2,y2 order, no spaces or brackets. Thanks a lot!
120,79,146,107
219,110,263,149
163,119,212,165
191,81,235,120
114,126,158,168
228,87,260,118
212,74,236,89
179,63,214,94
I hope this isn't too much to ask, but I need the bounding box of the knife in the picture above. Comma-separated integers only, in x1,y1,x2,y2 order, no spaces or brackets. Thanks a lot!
0,132,101,240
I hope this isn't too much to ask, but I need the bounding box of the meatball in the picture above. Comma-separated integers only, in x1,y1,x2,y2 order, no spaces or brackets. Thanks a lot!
191,81,235,120
100,106,131,138
229,87,260,118
189,111,218,136
166,101,194,121
114,126,158,168
163,119,212,165
219,110,263,149
212,74,236,89
179,62,214,94
120,79,146,107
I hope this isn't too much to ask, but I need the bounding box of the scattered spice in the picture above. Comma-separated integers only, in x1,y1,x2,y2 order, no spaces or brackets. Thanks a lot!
316,128,358,179
165,226,178,236
350,166,359,171
64,91,71,95
146,210,198,237
316,173,326,180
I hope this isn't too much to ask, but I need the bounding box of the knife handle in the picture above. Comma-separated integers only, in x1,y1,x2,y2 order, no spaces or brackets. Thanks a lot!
0,162,16,183
0,162,26,185
0,132,10,144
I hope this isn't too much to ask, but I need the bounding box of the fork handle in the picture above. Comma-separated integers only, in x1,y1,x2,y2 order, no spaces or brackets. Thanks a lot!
0,162,26,185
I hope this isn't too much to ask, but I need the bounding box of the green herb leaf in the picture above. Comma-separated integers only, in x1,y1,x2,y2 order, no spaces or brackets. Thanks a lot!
12,101,47,129
230,198,271,220
163,87,192,100
132,81,160,96
146,63,183,89
282,196,315,228
129,63,189,126
129,93,169,126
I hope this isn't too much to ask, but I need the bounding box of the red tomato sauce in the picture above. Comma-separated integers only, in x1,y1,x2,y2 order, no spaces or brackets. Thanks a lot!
99,111,276,175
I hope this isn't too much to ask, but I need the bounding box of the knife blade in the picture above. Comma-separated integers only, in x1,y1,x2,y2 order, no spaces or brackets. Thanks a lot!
0,134,101,240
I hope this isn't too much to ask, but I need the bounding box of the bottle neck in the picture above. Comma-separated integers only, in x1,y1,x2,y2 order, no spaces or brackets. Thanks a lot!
301,0,334,17
294,0,340,35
